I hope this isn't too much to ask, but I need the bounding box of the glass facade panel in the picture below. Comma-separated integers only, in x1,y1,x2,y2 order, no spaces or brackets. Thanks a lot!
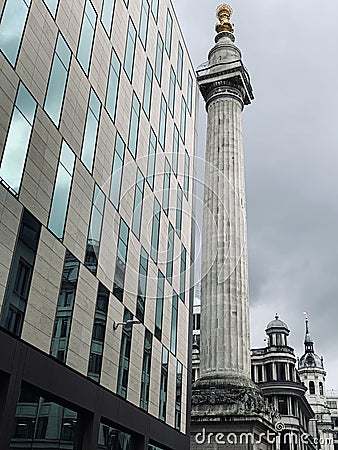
165,9,172,56
172,125,179,176
48,141,75,239
146,128,156,190
50,251,80,363
77,0,97,75
44,33,71,126
10,385,78,449
138,0,149,48
170,293,178,355
175,361,183,430
175,184,182,238
81,89,101,173
184,150,190,198
0,210,41,336
136,248,148,323
101,0,115,36
0,82,37,194
128,93,140,157
180,245,186,302
97,422,135,449
106,48,121,121
158,95,167,149
177,42,183,88
154,271,164,340
150,198,160,263
88,283,109,382
168,66,176,117
43,0,58,17
131,169,145,239
140,329,152,411
166,223,174,283
154,32,163,84
187,70,193,113
142,59,153,118
162,158,170,216
85,185,105,275
124,19,137,81
0,0,31,65
180,97,187,143
110,132,125,209
150,0,158,22
113,218,129,302
117,308,133,398
159,346,168,421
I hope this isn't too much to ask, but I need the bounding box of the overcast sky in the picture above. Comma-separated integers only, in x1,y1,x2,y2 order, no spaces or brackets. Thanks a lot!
172,0,338,389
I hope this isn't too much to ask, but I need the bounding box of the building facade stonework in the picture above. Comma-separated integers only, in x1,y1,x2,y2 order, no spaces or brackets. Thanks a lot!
0,0,197,448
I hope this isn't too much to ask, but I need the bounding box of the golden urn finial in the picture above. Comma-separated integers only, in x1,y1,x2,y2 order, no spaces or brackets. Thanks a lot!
215,4,234,34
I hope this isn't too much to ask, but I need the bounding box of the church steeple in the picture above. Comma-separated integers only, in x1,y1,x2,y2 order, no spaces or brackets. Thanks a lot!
304,312,314,354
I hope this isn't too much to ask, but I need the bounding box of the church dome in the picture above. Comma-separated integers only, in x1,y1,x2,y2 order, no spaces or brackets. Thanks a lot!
265,314,290,335
299,352,323,369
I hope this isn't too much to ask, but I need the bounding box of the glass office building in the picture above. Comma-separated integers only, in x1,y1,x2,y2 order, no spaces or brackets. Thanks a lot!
0,0,197,448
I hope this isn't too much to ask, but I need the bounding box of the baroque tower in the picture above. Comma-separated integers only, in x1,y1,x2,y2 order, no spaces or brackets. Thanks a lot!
190,5,275,448
298,314,334,450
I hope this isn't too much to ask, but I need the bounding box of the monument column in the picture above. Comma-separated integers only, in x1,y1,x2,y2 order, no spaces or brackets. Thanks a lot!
191,6,275,448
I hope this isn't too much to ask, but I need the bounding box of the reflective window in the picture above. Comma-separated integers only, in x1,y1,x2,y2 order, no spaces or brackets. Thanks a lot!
117,308,133,398
139,0,149,48
81,88,101,173
150,197,160,263
187,70,193,114
180,245,186,302
0,0,31,66
172,125,179,176
109,132,125,209
85,185,105,275
140,329,152,411
10,385,78,448
170,292,178,355
124,18,136,81
175,184,182,238
154,32,163,84
123,0,128,6
177,42,183,88
154,271,164,340
97,422,135,449
168,66,176,117
158,94,167,149
106,48,121,122
183,150,190,198
43,0,58,17
180,97,187,143
88,283,109,382
159,346,169,421
48,141,75,239
44,33,71,126
175,361,183,430
146,128,156,190
113,218,129,302
142,59,153,118
0,210,40,336
132,169,145,239
151,0,158,22
101,0,115,36
77,0,97,75
136,248,148,323
162,158,170,216
50,251,80,363
166,223,174,283
128,93,140,157
165,9,172,56
0,82,36,194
